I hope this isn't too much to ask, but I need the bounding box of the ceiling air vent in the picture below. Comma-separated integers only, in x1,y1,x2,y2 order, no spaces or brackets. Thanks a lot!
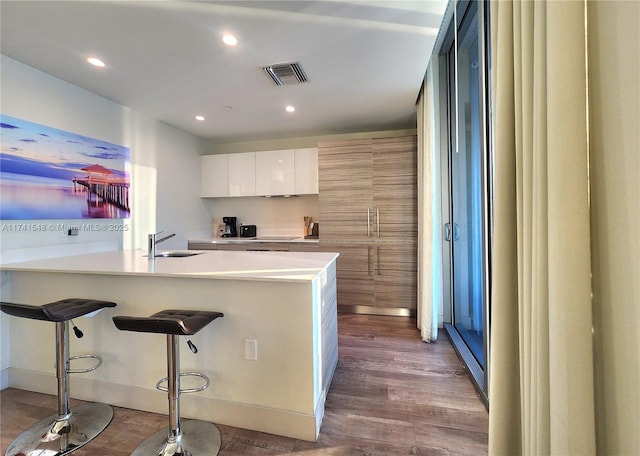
262,61,308,86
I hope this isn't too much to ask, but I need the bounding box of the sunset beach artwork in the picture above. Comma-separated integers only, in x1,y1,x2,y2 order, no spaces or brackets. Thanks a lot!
0,115,130,220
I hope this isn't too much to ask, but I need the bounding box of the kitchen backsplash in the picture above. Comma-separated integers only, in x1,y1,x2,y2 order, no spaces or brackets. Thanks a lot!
205,194,319,237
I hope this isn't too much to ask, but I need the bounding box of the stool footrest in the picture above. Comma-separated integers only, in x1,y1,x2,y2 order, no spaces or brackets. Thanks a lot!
67,354,103,374
156,372,210,393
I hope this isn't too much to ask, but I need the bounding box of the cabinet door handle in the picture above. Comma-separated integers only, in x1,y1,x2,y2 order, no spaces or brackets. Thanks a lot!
376,208,380,238
367,208,371,237
376,246,380,275
367,246,373,275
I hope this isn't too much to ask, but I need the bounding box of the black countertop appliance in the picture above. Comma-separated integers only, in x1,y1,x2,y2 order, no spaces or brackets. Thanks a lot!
222,216,238,237
240,225,257,238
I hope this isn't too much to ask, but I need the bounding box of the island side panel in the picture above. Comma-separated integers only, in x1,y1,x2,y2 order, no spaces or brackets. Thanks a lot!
3,270,328,441
314,260,338,435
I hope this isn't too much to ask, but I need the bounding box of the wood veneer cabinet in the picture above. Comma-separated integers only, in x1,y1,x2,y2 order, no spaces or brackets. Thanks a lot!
319,241,417,313
318,135,418,315
288,243,319,252
372,242,417,309
320,242,374,308
318,139,373,240
372,136,418,240
187,242,247,251
319,136,417,241
188,241,321,252
246,242,290,251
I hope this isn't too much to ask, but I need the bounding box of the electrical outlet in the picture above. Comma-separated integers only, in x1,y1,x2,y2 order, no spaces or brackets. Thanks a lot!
244,339,258,360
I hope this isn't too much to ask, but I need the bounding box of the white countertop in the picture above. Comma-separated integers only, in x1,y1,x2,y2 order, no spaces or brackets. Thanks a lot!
0,249,338,282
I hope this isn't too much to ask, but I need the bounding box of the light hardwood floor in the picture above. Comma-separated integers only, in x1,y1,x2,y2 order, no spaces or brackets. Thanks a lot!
1,314,488,455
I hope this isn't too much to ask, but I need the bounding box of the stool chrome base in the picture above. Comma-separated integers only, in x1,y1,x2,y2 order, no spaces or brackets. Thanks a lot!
4,402,113,456
130,420,222,456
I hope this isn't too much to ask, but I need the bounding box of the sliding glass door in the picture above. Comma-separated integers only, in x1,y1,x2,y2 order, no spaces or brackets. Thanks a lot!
440,0,491,403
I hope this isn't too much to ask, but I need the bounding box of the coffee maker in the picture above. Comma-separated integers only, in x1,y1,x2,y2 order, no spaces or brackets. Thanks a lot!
222,216,238,237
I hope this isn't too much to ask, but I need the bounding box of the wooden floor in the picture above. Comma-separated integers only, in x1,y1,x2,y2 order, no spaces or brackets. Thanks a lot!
0,314,488,455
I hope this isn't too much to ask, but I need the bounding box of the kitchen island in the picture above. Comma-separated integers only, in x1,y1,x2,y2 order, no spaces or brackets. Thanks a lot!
0,249,338,441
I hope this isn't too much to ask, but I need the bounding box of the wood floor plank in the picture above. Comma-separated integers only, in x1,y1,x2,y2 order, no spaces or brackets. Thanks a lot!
322,411,417,445
414,422,488,455
326,392,488,435
1,314,488,455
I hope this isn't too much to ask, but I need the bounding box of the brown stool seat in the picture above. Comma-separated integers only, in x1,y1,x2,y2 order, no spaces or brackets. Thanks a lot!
112,309,223,335
1,298,117,322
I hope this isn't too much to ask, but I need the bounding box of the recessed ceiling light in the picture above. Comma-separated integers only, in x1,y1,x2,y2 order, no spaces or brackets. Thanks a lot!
222,34,238,46
195,115,206,121
87,57,105,67
285,105,296,113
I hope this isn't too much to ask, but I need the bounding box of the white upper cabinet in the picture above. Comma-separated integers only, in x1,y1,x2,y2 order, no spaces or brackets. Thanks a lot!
201,148,318,197
294,147,318,195
228,152,256,196
201,154,228,197
256,149,295,196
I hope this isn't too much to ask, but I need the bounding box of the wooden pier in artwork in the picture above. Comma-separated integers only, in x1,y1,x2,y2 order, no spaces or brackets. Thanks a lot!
73,175,130,211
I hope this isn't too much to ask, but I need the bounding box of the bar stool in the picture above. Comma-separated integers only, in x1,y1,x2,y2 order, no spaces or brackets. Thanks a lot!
112,309,224,456
0,298,117,456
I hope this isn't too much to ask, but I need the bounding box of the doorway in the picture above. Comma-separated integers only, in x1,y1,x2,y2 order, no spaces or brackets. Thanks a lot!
439,0,491,404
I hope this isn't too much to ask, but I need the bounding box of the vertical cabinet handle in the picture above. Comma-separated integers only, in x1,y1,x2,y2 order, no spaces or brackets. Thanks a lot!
453,223,460,241
444,223,452,241
376,246,380,275
367,208,371,237
367,246,372,275
376,208,380,238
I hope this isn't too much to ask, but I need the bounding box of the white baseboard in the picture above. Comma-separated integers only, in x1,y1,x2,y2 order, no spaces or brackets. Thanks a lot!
0,368,8,390
6,368,321,441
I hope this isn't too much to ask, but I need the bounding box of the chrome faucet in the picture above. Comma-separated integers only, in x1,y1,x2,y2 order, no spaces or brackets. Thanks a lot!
148,231,176,258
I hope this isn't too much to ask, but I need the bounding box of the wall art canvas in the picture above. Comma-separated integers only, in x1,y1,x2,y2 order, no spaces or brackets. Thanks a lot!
0,114,130,220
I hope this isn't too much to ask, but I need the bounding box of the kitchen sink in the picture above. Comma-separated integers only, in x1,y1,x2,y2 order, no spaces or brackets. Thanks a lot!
154,251,202,258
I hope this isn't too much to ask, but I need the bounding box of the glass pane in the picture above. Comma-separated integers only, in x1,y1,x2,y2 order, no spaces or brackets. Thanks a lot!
450,6,485,367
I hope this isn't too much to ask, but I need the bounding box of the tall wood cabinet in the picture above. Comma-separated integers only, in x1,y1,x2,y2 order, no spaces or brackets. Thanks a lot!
318,138,373,240
318,135,417,315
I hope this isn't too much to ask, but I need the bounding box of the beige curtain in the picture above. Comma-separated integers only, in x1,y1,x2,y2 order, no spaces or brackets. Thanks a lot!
417,60,441,342
489,1,596,454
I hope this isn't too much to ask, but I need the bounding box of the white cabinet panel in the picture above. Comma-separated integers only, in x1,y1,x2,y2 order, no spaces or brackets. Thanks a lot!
294,147,318,195
201,148,317,198
256,149,295,196
228,152,256,196
201,154,228,197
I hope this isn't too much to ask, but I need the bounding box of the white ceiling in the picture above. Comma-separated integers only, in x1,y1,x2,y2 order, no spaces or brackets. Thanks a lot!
0,1,447,143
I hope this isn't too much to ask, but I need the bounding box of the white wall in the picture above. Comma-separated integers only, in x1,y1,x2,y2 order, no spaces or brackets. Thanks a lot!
588,2,640,454
0,55,211,385
208,194,319,238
